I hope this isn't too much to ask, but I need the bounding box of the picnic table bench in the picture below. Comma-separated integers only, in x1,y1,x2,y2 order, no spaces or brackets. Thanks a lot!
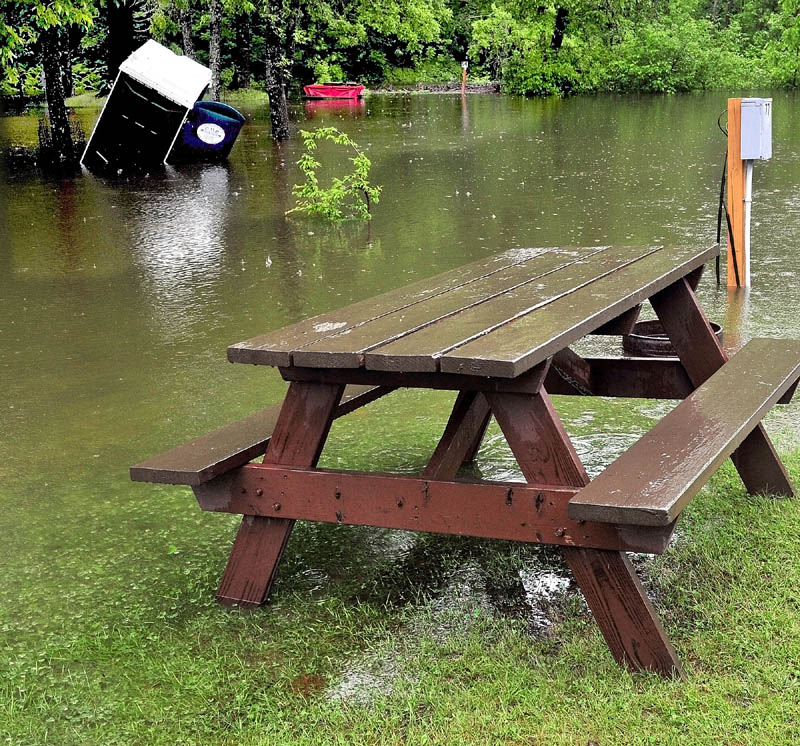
132,243,800,677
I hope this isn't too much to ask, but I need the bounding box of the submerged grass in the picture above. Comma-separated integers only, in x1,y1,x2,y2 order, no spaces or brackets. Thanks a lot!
2,393,800,744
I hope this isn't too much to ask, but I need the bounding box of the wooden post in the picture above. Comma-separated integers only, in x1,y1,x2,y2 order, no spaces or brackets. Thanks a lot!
727,98,747,288
461,61,468,95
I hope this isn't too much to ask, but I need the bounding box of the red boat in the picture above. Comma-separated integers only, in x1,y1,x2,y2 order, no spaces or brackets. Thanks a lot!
303,82,365,99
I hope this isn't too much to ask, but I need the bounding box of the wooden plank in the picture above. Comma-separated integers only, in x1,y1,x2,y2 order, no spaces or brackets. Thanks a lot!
545,356,694,399
279,361,551,394
216,382,344,607
592,305,641,335
438,243,719,378
280,357,694,400
192,465,676,554
486,389,589,486
568,338,800,527
423,392,492,479
364,244,662,373
727,98,746,287
130,384,393,486
650,277,727,386
227,247,572,367
550,348,594,394
292,246,607,368
486,388,683,677
562,548,683,676
651,278,794,497
461,407,493,464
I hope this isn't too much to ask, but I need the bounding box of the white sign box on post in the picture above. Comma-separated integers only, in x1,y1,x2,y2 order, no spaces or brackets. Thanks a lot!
740,98,772,160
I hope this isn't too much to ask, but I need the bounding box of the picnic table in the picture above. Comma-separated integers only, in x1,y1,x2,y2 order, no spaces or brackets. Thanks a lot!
132,243,800,678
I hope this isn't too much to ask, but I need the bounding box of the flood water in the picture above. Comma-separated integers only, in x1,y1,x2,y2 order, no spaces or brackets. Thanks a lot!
4,91,800,637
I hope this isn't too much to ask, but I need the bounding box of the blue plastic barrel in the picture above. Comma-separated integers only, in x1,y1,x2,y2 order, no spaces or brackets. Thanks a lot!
175,101,245,160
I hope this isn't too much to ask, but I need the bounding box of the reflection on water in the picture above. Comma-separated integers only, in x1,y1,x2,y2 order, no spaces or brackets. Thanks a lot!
723,287,750,353
304,98,366,119
127,164,232,341
4,90,800,626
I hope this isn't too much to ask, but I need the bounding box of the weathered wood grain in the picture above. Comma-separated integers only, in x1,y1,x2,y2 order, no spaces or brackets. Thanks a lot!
130,384,392,486
487,387,683,677
364,244,662,373
216,382,343,607
568,338,800,527
562,547,683,676
227,247,579,367
193,464,676,554
437,243,719,378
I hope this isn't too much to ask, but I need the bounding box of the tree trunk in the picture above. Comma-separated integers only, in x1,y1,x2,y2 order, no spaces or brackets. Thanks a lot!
40,26,76,170
106,0,137,84
231,12,252,89
551,7,569,51
179,5,196,59
264,12,290,140
208,0,223,100
58,29,73,97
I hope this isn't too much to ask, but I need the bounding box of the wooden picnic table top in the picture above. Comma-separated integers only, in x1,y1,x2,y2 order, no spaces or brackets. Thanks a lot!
228,243,720,379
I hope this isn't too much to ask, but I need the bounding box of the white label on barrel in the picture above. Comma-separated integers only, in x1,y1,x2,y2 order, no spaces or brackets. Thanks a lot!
197,123,226,145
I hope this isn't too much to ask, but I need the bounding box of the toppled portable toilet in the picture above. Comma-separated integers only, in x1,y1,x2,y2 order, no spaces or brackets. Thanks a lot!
81,40,211,172
170,101,245,162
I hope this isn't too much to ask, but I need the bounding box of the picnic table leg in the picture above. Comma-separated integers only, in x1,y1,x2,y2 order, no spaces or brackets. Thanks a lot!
216,381,345,607
486,389,684,677
462,405,492,465
423,391,491,479
651,277,794,497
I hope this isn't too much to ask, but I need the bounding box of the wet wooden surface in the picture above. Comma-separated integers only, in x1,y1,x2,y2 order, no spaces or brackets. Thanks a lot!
193,465,676,554
296,245,652,369
228,246,718,377
230,244,718,377
568,337,800,527
438,244,717,377
129,384,392,486
227,246,593,367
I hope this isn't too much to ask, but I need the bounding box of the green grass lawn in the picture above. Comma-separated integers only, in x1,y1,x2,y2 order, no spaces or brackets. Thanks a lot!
2,395,800,745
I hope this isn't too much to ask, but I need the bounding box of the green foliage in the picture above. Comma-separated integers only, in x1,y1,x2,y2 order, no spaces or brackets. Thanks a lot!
21,62,43,95
464,0,788,97
71,60,102,93
287,127,382,222
312,59,346,83
763,0,800,87
7,0,800,106
384,54,461,84
0,0,95,101
609,20,716,93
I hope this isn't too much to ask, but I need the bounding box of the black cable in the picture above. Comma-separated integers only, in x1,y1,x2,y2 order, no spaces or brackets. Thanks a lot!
725,203,741,287
717,109,729,137
716,151,727,284
715,108,741,288
717,151,727,245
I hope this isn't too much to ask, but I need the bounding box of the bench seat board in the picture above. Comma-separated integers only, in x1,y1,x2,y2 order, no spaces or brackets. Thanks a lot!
568,338,800,527
129,384,390,486
292,245,653,369
227,246,595,367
